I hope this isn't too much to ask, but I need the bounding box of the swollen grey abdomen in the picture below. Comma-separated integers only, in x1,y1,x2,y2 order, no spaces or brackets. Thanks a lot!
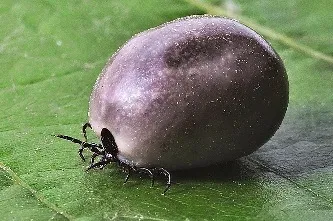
88,15,288,170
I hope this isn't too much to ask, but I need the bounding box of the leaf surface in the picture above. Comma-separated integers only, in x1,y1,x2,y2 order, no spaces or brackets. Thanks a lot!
1,0,332,220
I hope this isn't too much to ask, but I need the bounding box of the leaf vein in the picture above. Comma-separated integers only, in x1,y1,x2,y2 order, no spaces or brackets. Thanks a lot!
184,0,333,64
0,162,75,221
246,158,333,207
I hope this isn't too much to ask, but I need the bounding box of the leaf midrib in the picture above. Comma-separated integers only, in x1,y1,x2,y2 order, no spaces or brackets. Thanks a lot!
184,0,333,64
0,162,74,221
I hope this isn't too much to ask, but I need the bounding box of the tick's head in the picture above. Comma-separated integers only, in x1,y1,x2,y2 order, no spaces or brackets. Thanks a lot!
100,128,119,161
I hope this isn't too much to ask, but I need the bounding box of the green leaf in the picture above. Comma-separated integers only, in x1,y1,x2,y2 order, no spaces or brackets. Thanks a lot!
1,0,332,220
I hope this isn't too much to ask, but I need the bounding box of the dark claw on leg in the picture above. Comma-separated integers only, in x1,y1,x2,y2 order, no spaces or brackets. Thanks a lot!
78,146,86,161
162,184,171,195
82,122,92,142
151,176,155,187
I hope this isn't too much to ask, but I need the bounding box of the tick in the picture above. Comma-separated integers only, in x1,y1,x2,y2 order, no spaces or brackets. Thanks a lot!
56,15,289,194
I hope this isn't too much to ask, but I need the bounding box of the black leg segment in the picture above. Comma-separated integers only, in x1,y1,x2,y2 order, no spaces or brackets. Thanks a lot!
56,125,173,194
137,167,154,187
82,122,92,142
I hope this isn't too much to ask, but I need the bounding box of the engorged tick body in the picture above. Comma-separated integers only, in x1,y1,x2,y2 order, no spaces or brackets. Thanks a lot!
56,15,289,194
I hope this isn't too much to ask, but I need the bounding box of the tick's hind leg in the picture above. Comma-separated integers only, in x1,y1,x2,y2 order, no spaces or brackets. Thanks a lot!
137,168,154,187
153,168,171,195
121,164,132,184
123,170,131,184
87,157,111,170
123,167,155,187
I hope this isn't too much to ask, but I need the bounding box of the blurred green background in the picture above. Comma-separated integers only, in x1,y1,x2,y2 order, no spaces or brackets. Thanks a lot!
0,0,332,220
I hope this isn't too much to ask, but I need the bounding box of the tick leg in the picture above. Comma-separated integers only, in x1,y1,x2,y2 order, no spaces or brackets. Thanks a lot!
90,152,99,165
87,158,111,171
56,134,86,161
78,145,85,161
155,168,171,195
80,142,102,161
138,168,154,187
56,134,83,144
56,133,102,161
124,169,131,184
82,122,92,142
